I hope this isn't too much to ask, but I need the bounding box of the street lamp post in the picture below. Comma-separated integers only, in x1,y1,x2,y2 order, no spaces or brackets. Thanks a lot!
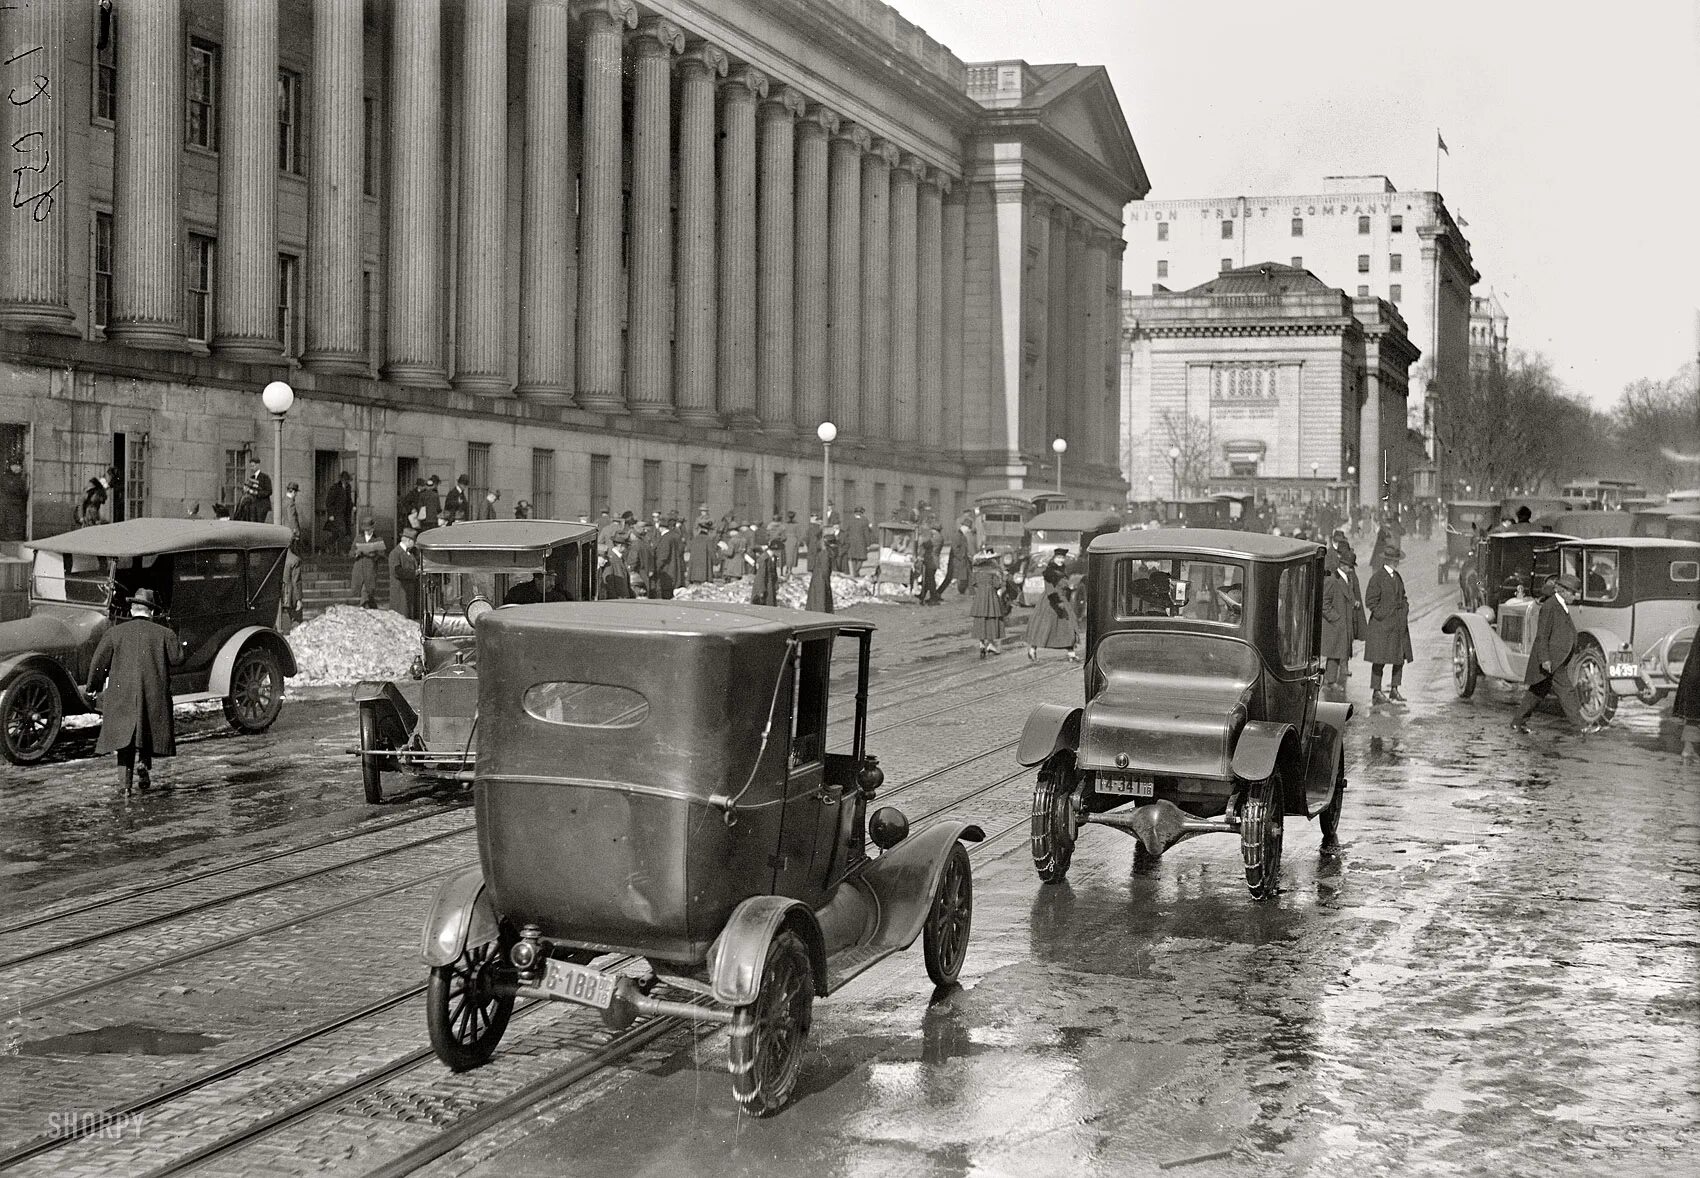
816,421,837,514
1347,463,1357,519
261,380,295,523
1051,437,1067,495
1167,445,1180,498
1310,460,1319,503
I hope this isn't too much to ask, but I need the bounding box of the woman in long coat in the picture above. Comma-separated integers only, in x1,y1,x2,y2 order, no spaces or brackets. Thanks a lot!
1674,633,1700,762
1025,551,1078,662
1363,546,1413,703
806,532,837,613
1320,549,1355,697
750,537,782,607
968,548,1009,657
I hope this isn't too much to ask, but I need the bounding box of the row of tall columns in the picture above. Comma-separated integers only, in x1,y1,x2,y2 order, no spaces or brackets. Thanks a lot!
717,66,763,428
889,156,920,446
756,86,804,432
108,0,183,348
793,107,835,435
1044,204,1071,445
383,0,445,386
574,0,635,410
916,177,944,450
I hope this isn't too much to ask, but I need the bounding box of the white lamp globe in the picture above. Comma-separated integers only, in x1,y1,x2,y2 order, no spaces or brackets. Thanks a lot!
1051,437,1067,455
261,380,295,415
816,421,837,444
1167,446,1180,461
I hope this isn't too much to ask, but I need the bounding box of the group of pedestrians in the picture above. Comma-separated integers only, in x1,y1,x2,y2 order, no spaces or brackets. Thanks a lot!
1319,523,1413,707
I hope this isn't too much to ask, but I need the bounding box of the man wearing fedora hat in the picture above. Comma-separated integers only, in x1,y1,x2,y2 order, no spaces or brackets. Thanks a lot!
85,587,184,789
1363,543,1413,706
1512,572,1598,734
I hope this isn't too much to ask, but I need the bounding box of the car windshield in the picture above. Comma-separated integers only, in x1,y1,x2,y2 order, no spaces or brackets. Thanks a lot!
31,549,114,607
1112,556,1246,629
423,568,543,637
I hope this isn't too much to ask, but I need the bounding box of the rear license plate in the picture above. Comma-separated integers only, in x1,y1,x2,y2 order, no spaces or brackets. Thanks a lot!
540,960,615,1010
1608,663,1637,680
1097,776,1153,798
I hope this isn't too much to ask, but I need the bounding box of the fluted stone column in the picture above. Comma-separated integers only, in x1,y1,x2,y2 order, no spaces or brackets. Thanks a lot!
574,0,637,411
108,0,183,349
627,18,683,416
1064,219,1089,459
756,86,804,433
449,0,509,394
827,124,869,438
941,185,965,455
916,173,944,450
1045,205,1072,447
889,155,921,447
1105,238,1126,468
1360,367,1382,506
302,0,366,374
717,66,766,427
0,0,73,331
204,0,276,356
1022,194,1053,450
516,0,573,402
859,140,897,443
383,0,447,387
1082,230,1112,465
673,42,727,425
793,106,836,438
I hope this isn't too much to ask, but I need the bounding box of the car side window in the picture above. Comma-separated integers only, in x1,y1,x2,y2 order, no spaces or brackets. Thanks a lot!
246,548,284,603
789,638,831,768
1583,549,1619,603
174,550,243,616
1277,562,1314,670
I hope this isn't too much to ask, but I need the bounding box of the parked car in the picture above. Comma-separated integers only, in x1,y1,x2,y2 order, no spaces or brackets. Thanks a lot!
352,520,598,802
1457,529,1577,613
1017,528,1350,900
0,519,295,764
420,601,981,1115
1444,537,1700,723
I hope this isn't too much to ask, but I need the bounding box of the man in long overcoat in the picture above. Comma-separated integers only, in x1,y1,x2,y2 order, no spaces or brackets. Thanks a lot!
0,458,27,541
751,536,782,606
806,531,837,613
842,508,872,575
388,528,420,618
687,520,716,585
323,471,354,554
1320,549,1356,699
947,520,973,594
1363,544,1412,706
350,520,384,608
653,516,684,600
86,587,183,789
600,535,635,600
1511,573,1593,734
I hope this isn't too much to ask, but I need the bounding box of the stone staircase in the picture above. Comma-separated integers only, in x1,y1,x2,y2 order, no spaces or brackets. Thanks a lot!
300,557,390,620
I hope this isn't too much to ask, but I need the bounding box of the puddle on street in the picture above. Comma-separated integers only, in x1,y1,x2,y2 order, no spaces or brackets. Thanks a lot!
17,1023,223,1056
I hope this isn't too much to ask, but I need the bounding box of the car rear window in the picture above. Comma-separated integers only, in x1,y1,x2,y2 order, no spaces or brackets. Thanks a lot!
1671,561,1698,583
523,682,649,728
1112,557,1244,629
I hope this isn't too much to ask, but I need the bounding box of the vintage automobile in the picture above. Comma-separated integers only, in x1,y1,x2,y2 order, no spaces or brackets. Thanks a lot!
1441,499,1500,584
352,520,598,802
1017,509,1122,606
1531,510,1632,539
1016,529,1351,900
1633,509,1700,543
971,488,1067,562
1444,537,1700,724
1457,528,1577,612
1159,496,1233,529
0,519,295,764
419,601,981,1115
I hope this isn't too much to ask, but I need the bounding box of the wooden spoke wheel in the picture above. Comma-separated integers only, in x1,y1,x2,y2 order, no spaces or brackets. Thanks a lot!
0,670,62,766
1451,630,1478,699
923,841,973,986
1239,772,1285,901
1030,753,1080,884
426,940,514,1072
1570,644,1617,726
223,645,284,733
728,931,814,1117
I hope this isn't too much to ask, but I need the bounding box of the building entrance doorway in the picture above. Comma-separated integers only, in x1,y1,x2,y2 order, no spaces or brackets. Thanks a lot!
395,455,418,538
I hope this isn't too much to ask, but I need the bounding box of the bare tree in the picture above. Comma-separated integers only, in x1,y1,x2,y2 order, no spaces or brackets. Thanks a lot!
1614,361,1700,492
1158,409,1213,497
1439,350,1602,495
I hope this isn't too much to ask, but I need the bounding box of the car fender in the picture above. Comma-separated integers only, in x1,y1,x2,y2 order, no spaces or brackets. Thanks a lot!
859,819,984,957
207,626,297,695
1314,698,1353,734
353,679,419,737
419,865,500,967
1441,611,1518,681
0,654,90,715
708,896,828,1006
1575,624,1627,659
1017,703,1081,767
1302,721,1345,817
1231,719,1295,783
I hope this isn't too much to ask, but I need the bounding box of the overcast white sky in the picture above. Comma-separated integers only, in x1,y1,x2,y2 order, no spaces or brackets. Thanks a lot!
898,0,1700,410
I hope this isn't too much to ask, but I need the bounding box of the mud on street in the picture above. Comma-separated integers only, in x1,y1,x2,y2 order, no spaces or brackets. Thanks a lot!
1,537,1696,1178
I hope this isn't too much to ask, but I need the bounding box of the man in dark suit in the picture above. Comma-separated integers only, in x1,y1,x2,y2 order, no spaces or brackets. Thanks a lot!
86,587,184,790
600,534,635,599
1511,573,1596,734
653,516,684,599
388,528,420,618
1363,544,1412,706
842,507,873,575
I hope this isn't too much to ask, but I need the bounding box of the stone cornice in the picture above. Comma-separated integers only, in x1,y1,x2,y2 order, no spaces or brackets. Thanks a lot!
895,153,927,182
867,138,901,168
1129,321,1354,340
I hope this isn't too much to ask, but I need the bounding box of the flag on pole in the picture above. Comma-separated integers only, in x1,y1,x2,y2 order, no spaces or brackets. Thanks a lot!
1437,130,1449,155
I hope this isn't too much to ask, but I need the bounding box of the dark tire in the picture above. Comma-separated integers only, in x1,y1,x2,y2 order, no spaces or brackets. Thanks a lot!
1451,630,1478,699
923,842,973,986
1030,753,1079,884
359,708,386,804
728,931,814,1117
1240,772,1285,900
426,940,514,1072
0,669,63,765
1319,774,1345,852
223,645,284,733
1570,643,1618,726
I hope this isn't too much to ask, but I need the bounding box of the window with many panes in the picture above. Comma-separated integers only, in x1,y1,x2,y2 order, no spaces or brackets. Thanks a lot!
733,467,755,522
531,449,555,518
222,447,252,510
362,269,376,365
1389,253,1402,273
588,454,610,515
466,442,491,513
1356,254,1370,273
641,460,662,519
187,234,216,342
278,70,302,173
809,476,823,513
689,464,708,514
187,39,219,150
277,253,298,355
1156,259,1167,278
873,482,888,522
772,472,789,517
1290,217,1303,236
93,8,117,123
91,212,113,332
1156,222,1168,241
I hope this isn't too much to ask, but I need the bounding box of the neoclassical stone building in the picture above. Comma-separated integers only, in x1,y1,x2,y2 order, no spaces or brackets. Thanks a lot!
1121,263,1419,512
0,0,1144,543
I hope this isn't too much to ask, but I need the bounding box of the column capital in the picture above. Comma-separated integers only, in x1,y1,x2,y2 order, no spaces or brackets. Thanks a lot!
761,84,807,119
833,122,872,152
678,40,728,76
925,171,953,197
573,0,637,30
895,153,927,183
867,138,901,168
722,64,769,100
1048,202,1074,229
1027,190,1054,215
799,104,840,137
633,16,684,54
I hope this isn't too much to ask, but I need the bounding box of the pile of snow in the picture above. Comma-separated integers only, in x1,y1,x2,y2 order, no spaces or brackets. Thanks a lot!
287,605,418,686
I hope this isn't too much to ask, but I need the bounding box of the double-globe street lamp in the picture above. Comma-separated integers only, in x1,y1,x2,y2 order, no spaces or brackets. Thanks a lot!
261,380,294,524
1051,437,1067,494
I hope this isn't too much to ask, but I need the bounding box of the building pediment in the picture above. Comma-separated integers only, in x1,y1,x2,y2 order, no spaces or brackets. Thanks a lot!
1024,65,1149,200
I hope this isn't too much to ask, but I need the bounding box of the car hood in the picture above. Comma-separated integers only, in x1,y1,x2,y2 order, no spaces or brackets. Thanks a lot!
0,610,100,660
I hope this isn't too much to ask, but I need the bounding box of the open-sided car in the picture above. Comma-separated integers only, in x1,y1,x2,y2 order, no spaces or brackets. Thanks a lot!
0,519,295,764
1016,528,1351,900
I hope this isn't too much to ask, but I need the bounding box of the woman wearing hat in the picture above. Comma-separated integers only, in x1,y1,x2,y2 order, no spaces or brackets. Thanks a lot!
85,588,184,790
968,547,1010,658
1025,549,1079,662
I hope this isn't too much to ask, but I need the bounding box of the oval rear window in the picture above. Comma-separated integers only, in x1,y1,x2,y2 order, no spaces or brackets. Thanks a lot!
1670,561,1698,583
523,682,649,728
